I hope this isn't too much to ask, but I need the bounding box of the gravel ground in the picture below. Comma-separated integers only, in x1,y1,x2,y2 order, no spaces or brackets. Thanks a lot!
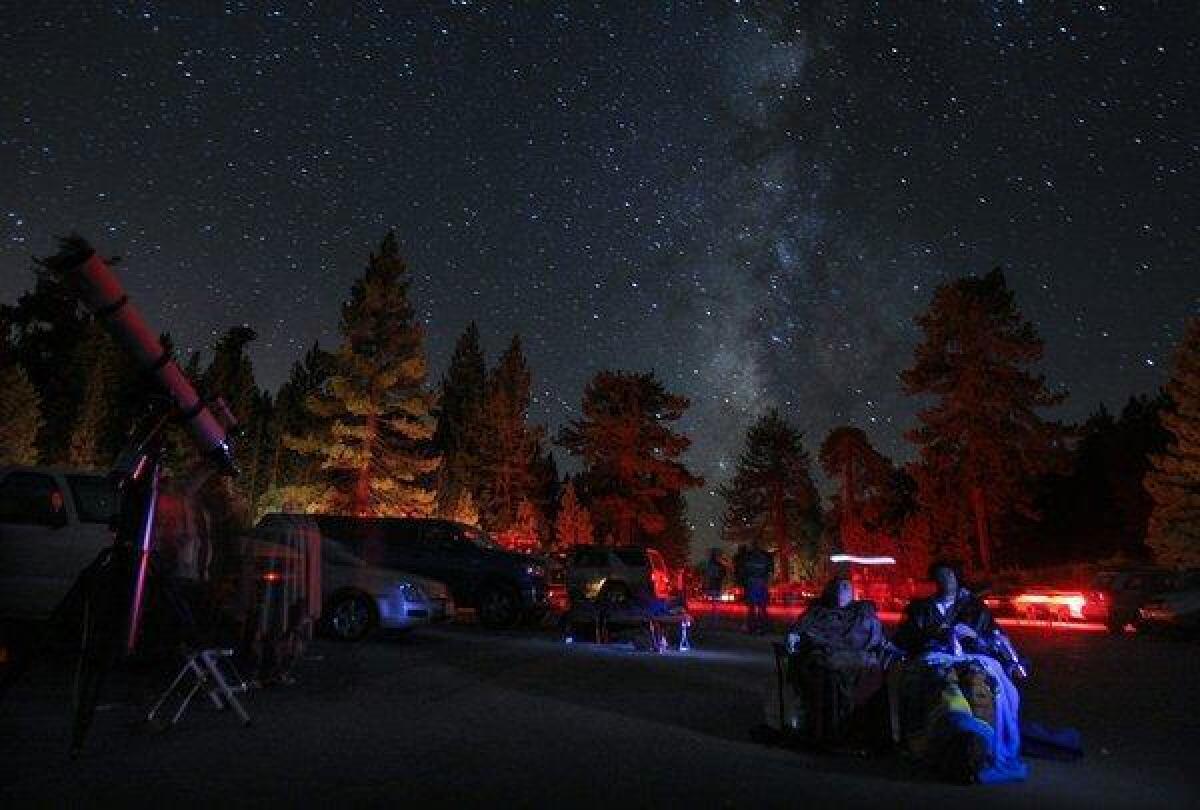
1,617,1196,809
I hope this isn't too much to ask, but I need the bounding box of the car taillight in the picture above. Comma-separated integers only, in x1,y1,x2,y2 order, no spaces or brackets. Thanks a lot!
652,570,670,598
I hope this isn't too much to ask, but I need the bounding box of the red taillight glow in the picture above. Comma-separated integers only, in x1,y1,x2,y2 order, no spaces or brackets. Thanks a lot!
1013,592,1087,620
262,570,283,584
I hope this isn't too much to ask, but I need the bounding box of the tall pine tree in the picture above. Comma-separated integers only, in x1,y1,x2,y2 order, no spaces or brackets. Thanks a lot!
558,370,702,547
265,342,334,502
902,268,1066,572
720,409,821,582
818,426,892,555
472,335,542,532
0,363,43,465
1,260,90,461
285,232,438,516
433,321,487,516
1145,318,1200,567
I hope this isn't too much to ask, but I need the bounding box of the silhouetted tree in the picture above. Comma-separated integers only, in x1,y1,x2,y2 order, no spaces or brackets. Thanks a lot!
818,426,891,554
902,269,1067,572
1,259,89,461
1145,318,1200,567
558,370,702,547
433,321,487,515
472,335,542,532
720,408,821,581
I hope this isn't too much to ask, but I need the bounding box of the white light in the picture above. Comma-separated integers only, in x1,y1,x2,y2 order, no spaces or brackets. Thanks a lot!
829,554,896,566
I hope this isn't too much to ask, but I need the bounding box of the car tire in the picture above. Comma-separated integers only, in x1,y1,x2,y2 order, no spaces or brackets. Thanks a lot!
326,593,377,642
477,584,520,629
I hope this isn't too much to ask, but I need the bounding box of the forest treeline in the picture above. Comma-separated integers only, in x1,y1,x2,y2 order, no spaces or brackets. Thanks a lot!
1,233,1195,576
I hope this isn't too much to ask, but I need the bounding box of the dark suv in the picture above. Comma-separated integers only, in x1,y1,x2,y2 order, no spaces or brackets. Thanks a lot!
256,515,550,629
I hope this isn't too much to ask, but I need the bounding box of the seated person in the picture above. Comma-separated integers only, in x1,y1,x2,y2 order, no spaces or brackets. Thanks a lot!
894,561,1027,784
780,577,897,745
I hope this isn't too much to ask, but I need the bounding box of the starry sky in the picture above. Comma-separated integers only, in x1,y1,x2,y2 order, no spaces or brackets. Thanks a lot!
1,2,1196,547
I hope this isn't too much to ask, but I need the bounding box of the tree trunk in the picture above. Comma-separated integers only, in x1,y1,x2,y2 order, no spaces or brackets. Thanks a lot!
356,408,377,516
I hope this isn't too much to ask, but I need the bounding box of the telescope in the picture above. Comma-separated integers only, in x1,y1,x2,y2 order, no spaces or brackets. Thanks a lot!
41,236,237,474
42,236,239,655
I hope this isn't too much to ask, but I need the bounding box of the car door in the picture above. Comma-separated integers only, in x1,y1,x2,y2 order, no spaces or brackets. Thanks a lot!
419,522,479,603
0,470,78,619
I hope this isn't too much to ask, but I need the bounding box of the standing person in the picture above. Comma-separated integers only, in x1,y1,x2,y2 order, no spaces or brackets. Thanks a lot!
702,547,728,627
703,548,727,599
742,542,774,635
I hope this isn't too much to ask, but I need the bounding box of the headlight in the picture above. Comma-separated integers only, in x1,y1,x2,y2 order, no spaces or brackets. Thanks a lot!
525,564,545,578
398,582,426,602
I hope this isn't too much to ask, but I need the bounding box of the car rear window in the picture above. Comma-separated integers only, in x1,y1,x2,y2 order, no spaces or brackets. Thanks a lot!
614,549,648,567
572,548,609,568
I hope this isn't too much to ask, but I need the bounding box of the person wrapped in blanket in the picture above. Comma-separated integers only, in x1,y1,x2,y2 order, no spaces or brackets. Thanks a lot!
780,577,901,747
893,560,1029,784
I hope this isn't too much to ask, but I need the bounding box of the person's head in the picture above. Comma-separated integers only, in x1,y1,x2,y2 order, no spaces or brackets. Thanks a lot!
928,560,962,599
820,576,855,608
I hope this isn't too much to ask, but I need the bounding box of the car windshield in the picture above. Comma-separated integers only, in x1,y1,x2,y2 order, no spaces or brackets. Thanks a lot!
66,475,117,524
460,526,497,549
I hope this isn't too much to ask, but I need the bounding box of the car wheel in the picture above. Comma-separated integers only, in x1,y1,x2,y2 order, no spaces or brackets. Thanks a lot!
327,593,377,642
478,585,520,629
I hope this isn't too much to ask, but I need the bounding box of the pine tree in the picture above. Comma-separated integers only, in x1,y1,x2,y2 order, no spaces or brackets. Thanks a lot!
472,335,543,532
439,486,481,527
818,426,892,554
267,343,334,494
2,259,90,462
558,370,702,547
530,443,561,547
433,321,487,515
902,268,1067,572
285,232,439,516
653,491,693,570
0,364,43,465
555,479,594,549
203,325,267,505
203,326,260,425
66,323,116,468
1145,318,1200,567
720,409,821,582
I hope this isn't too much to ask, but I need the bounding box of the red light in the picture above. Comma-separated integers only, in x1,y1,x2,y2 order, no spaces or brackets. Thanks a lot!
1013,591,1087,620
262,570,283,584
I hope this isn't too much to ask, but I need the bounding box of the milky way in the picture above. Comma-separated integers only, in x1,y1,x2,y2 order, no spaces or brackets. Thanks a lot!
1,3,1196,549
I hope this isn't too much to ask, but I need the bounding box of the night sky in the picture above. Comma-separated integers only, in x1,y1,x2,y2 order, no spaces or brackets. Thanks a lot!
2,2,1196,545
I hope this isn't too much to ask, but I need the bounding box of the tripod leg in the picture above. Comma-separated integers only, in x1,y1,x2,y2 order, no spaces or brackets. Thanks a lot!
69,595,117,756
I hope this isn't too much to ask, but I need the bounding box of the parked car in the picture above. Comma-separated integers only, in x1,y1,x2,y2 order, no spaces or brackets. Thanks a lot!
565,545,681,609
1139,570,1200,635
1084,568,1181,633
252,516,453,642
254,515,549,629
0,466,117,622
